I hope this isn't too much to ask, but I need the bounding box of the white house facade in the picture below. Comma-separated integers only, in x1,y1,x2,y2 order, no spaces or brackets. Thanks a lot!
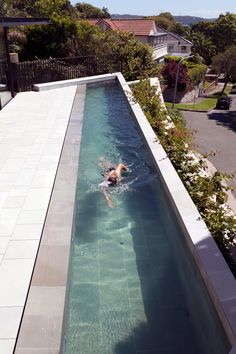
156,27,192,57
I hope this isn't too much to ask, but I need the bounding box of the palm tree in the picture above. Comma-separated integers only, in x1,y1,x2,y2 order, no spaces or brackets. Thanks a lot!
191,32,216,65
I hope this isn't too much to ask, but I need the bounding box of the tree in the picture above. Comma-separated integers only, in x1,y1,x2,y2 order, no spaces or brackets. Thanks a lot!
5,0,32,16
20,18,79,60
190,13,236,57
0,0,9,16
170,22,185,36
212,13,236,53
75,20,101,55
161,60,188,88
75,2,110,18
19,19,154,81
112,32,154,80
190,32,216,65
75,27,154,80
4,0,75,18
35,0,75,19
191,21,214,39
154,12,175,30
149,12,185,35
187,63,207,87
212,45,236,95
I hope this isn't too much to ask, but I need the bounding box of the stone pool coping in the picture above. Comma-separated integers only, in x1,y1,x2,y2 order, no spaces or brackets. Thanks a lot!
119,73,236,351
0,87,77,354
15,85,86,353
14,73,236,352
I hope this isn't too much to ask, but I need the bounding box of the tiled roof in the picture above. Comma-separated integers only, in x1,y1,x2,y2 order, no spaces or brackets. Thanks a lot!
87,18,155,36
101,19,119,30
111,19,155,35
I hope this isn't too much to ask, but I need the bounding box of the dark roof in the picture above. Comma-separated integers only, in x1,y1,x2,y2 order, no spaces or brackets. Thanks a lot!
0,17,50,27
157,26,192,45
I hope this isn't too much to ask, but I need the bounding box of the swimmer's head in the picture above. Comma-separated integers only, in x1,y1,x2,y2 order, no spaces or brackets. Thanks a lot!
108,176,117,185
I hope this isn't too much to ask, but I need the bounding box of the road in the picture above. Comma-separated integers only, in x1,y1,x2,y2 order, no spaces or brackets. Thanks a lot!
182,94,236,197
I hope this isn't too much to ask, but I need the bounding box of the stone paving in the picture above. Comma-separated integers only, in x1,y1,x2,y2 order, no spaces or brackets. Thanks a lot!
0,86,76,353
0,91,12,109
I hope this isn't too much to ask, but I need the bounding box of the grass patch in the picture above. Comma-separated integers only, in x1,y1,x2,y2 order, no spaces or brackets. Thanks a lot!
165,84,232,111
165,97,217,111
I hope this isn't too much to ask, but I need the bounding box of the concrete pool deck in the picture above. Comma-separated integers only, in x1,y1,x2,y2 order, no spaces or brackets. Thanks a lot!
0,73,235,353
0,86,77,353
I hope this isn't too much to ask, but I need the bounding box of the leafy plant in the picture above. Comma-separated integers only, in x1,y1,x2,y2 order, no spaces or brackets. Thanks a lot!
161,60,188,88
132,80,236,275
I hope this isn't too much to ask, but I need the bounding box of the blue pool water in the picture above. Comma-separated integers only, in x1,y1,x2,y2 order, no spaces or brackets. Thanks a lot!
62,82,229,354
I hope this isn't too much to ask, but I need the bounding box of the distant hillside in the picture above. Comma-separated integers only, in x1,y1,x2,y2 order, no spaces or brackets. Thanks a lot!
173,16,215,26
112,14,144,19
111,14,215,25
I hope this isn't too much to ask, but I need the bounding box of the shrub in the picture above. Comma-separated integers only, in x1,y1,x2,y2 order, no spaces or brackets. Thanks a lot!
164,55,183,63
161,60,188,88
132,79,236,275
186,63,207,86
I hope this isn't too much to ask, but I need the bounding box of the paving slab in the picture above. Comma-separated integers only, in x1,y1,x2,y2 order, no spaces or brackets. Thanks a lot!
0,86,76,353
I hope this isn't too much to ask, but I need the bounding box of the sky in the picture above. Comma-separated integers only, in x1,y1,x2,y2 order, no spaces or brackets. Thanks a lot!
70,0,236,18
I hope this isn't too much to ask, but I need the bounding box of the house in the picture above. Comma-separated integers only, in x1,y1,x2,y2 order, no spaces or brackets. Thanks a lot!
156,27,192,57
87,18,193,61
0,17,49,108
87,18,169,61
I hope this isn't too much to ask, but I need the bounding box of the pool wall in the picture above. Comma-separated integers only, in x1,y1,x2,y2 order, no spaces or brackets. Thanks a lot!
116,73,236,349
15,73,236,353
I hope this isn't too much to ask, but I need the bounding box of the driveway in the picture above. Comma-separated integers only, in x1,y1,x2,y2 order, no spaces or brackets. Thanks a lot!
182,94,236,197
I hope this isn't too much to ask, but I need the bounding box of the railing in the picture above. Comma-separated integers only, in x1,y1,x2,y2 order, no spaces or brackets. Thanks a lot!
11,54,123,92
152,44,168,60
152,43,168,50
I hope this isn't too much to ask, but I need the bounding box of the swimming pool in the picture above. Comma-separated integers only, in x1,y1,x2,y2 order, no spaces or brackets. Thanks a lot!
62,81,230,354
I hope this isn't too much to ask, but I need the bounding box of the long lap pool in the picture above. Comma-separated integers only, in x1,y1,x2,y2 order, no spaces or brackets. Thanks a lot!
62,81,230,354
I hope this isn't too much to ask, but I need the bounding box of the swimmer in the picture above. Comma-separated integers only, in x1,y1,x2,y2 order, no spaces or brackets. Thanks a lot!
99,163,128,208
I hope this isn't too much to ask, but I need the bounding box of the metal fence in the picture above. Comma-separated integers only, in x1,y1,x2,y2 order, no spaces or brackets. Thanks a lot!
11,53,123,92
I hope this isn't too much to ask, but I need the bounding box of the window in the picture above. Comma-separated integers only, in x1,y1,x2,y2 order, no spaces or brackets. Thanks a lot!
181,46,187,53
168,45,174,51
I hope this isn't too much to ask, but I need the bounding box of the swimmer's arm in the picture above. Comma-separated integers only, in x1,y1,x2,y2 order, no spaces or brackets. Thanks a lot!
101,188,113,208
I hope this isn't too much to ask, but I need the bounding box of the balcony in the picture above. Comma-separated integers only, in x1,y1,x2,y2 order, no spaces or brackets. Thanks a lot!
152,43,168,61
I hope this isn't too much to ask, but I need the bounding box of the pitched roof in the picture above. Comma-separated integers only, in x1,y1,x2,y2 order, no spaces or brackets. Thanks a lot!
98,18,119,30
87,18,156,36
157,26,192,45
111,19,155,35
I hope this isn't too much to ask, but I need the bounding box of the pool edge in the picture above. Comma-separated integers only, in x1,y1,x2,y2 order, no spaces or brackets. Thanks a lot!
116,73,236,349
14,84,87,353
25,73,236,351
